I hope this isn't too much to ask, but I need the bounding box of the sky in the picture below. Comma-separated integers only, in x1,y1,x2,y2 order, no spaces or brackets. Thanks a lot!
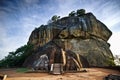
0,0,120,60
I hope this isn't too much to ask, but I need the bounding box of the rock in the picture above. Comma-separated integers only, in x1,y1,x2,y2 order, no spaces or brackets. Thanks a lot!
104,74,120,80
24,11,114,70
23,41,87,71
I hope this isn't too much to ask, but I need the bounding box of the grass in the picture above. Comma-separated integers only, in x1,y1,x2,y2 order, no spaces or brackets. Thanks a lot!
16,68,30,73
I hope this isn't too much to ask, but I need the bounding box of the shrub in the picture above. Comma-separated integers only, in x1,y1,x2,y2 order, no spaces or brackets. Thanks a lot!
51,15,60,22
77,9,86,16
0,44,34,68
69,11,76,17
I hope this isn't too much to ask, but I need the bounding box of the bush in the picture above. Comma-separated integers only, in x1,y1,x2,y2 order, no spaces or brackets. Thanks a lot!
51,15,60,22
69,11,76,17
0,44,34,68
77,9,86,16
107,58,116,66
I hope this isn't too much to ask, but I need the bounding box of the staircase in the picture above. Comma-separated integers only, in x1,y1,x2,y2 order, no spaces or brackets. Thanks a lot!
50,63,63,74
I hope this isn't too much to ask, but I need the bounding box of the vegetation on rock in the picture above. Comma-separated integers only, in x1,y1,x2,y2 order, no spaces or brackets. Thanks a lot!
77,9,86,16
51,15,60,22
69,11,76,17
69,9,86,17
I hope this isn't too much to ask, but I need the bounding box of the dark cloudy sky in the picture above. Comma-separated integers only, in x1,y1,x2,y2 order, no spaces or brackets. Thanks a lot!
0,0,120,60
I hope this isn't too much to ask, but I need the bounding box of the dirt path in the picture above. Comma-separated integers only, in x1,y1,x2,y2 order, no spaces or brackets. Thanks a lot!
0,68,120,80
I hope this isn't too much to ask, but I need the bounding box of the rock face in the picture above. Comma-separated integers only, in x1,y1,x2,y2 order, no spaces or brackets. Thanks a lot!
23,12,114,70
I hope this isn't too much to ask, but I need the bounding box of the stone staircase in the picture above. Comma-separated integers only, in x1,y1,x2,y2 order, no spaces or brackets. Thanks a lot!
50,63,63,74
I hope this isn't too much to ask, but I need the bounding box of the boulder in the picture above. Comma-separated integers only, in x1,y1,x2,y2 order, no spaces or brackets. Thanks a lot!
24,12,114,70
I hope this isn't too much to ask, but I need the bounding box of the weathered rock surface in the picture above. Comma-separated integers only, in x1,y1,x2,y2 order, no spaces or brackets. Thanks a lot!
24,12,114,69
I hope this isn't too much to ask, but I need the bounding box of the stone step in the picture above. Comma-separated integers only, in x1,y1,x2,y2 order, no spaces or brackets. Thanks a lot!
50,63,63,74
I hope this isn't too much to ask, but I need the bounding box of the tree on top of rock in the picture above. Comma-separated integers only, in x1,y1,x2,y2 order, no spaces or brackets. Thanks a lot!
77,9,86,16
51,15,60,22
69,11,76,17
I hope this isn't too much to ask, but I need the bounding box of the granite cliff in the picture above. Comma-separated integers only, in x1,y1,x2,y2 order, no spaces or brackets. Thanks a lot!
23,10,114,70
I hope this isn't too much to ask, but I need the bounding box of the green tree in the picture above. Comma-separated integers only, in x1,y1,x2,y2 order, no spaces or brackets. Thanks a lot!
69,11,76,17
0,44,34,68
77,9,86,16
51,15,60,22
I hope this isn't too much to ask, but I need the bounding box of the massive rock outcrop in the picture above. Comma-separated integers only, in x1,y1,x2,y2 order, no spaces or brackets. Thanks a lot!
23,11,114,71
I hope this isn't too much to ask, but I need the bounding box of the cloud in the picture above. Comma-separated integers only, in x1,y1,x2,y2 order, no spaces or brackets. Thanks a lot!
110,22,120,32
108,32,120,56
0,0,51,60
0,35,28,60
0,24,24,59
0,25,7,46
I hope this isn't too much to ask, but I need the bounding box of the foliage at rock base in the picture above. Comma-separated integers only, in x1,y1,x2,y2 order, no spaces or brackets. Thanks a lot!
0,44,34,68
